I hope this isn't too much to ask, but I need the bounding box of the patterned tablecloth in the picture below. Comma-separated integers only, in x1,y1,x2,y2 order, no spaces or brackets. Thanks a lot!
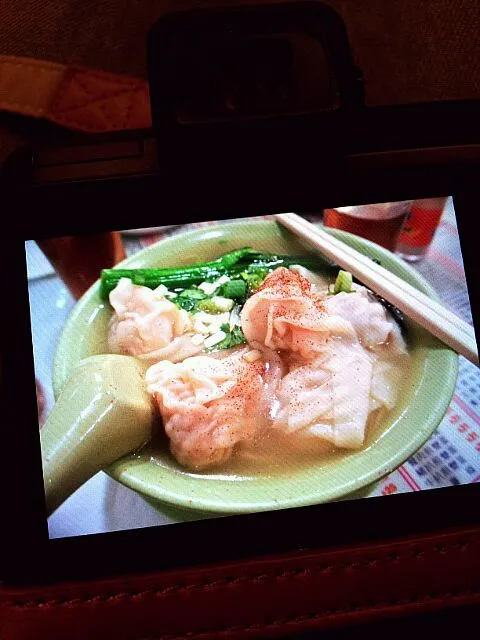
26,198,479,538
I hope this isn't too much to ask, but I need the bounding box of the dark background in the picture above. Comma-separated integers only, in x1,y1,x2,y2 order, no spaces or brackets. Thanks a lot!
1,0,479,105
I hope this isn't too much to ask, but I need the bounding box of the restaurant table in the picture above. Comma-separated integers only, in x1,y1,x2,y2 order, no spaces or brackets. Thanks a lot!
26,198,479,539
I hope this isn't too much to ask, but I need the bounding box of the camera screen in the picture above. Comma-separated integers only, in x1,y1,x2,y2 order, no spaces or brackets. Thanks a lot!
27,200,478,539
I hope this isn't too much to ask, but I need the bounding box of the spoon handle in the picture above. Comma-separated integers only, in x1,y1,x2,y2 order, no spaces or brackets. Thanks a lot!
41,355,156,516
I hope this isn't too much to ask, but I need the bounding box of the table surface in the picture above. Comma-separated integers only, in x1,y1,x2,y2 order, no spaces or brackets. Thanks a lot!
26,199,479,539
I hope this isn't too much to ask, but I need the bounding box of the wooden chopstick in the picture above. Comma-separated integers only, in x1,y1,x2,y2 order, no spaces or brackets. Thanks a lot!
275,212,479,366
278,212,475,346
280,213,474,345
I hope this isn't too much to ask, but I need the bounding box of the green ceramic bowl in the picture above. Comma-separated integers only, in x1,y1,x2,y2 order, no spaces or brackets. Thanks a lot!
53,221,458,513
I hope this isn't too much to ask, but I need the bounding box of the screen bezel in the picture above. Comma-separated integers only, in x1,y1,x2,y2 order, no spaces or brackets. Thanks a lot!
2,142,479,586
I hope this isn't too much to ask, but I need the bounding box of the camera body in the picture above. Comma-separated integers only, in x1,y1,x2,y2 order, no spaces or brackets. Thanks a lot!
1,1,479,600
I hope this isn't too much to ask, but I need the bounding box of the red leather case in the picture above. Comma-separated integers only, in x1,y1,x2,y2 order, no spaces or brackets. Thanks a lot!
1,525,479,640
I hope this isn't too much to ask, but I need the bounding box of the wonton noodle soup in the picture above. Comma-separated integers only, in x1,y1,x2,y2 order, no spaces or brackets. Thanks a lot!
107,259,409,473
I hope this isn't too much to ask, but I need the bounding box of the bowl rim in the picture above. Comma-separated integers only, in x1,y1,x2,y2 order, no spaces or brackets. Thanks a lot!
53,220,459,513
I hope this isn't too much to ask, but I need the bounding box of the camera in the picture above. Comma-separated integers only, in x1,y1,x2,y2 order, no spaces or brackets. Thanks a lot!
1,2,479,620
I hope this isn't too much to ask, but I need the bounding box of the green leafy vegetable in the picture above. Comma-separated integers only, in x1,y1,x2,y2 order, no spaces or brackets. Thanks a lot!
100,247,337,300
206,324,246,352
172,287,207,311
177,288,207,300
239,268,270,294
174,297,198,312
100,248,259,299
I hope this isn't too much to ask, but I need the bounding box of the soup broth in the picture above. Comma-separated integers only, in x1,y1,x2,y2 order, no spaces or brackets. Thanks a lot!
105,251,410,474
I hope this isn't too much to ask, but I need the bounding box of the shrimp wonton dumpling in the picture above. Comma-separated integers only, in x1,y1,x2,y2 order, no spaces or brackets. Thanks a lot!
146,349,278,469
108,278,203,362
324,285,407,353
241,268,334,359
273,342,373,449
243,268,408,450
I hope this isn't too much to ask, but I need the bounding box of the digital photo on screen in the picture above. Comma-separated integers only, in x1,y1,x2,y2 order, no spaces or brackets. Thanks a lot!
26,197,478,539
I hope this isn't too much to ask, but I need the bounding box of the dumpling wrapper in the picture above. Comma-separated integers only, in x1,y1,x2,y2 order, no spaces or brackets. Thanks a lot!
108,278,203,362
146,349,281,469
249,270,408,449
324,285,407,354
273,342,373,449
242,268,406,359
241,268,336,359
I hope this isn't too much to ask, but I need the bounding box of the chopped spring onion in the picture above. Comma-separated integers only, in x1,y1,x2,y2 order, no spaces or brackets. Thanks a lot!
219,279,247,300
194,311,230,325
333,270,353,294
229,304,242,331
204,331,227,349
206,324,246,352
196,297,234,314
173,288,207,311
243,349,262,363
153,284,169,296
193,320,210,335
240,269,269,294
211,296,234,312
198,281,220,295
178,288,206,300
